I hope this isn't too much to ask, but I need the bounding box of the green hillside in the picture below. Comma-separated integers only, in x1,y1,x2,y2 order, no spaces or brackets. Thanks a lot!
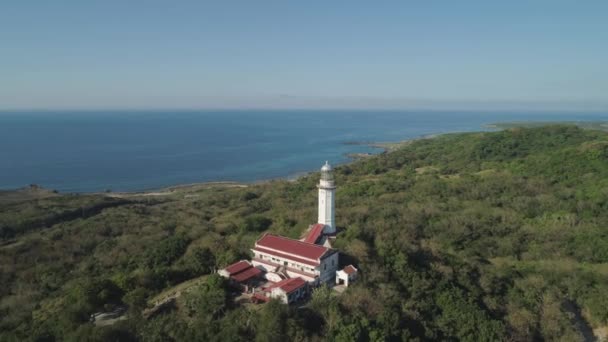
1,125,608,341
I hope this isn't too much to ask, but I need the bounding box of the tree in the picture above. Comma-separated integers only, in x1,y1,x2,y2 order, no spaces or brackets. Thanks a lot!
242,215,272,232
71,278,124,312
143,234,190,268
182,247,216,276
183,274,228,321
123,288,148,313
255,299,289,342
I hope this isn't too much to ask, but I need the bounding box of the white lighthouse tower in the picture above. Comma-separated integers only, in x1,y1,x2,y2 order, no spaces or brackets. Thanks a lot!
318,161,336,234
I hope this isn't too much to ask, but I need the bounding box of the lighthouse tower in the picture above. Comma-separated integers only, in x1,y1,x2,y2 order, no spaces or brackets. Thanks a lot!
318,161,336,234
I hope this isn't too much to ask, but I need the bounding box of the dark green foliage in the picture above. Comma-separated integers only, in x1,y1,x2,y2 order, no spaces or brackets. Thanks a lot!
183,274,228,320
241,191,259,201
582,285,608,325
0,225,15,239
0,196,130,238
123,288,149,312
179,247,216,277
74,278,125,311
241,214,272,232
435,287,505,341
143,234,191,268
254,299,290,342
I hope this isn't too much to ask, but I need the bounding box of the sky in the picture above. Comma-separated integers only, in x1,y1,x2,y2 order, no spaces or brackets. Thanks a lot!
1,1,607,111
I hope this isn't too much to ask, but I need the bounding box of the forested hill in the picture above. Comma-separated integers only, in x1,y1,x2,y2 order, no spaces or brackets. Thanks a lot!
1,125,608,341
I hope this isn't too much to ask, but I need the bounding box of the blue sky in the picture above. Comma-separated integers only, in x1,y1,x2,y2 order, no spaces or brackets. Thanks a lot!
1,1,607,110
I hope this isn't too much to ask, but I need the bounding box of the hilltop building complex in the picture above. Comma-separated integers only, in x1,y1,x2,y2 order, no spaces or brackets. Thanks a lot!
251,233,339,285
219,161,357,304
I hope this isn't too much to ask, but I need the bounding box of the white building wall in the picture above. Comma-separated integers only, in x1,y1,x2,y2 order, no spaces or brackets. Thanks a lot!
285,269,316,282
336,270,349,286
217,269,231,278
252,250,319,281
270,288,289,304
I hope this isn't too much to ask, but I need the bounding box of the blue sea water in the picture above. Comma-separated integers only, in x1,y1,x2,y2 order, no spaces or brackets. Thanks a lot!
1,110,606,193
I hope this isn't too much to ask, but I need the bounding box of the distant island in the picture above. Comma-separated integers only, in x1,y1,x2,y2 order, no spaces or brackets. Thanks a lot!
1,124,608,341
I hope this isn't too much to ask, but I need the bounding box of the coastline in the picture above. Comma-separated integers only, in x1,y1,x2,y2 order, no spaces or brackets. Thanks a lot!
0,132,441,199
98,132,452,196
4,120,606,198
1,129,486,199
113,132,453,195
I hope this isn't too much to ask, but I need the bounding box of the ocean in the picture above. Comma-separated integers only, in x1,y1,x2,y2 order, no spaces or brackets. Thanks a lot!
1,110,606,193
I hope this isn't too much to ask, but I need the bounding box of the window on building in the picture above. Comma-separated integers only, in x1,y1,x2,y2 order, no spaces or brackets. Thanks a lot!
332,259,334,266
284,261,288,266
324,264,327,270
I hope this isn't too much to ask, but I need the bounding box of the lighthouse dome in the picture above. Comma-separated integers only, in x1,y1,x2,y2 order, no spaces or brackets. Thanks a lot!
321,161,332,172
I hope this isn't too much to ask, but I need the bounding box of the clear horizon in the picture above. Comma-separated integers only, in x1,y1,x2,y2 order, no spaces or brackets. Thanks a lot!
2,1,608,111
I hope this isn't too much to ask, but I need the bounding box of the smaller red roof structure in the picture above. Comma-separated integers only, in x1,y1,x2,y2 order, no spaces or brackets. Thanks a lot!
223,260,252,275
343,265,357,275
219,260,263,284
231,266,263,283
304,223,325,244
279,277,306,294
266,277,307,294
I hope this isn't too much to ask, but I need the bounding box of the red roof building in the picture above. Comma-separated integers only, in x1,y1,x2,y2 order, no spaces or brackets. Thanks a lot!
218,260,263,284
273,277,307,294
252,233,339,285
253,246,319,267
231,266,263,283
222,260,251,276
336,264,358,287
255,233,330,262
264,277,308,304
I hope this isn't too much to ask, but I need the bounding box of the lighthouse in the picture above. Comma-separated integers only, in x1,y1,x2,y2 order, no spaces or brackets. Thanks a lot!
318,161,336,234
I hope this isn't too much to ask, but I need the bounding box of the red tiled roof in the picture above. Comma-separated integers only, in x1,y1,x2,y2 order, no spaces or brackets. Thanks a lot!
223,260,251,275
231,266,262,283
267,277,307,294
279,277,306,293
343,265,358,275
253,246,319,266
304,223,325,244
256,234,329,261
